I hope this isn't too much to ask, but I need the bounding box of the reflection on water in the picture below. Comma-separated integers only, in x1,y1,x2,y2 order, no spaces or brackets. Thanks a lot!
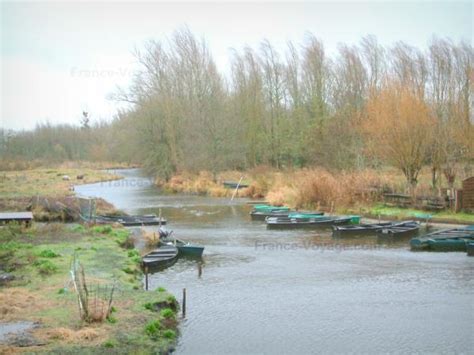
76,169,474,354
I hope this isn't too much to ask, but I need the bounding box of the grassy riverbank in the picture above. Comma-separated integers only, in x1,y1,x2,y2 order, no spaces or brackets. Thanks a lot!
0,223,179,353
0,166,123,221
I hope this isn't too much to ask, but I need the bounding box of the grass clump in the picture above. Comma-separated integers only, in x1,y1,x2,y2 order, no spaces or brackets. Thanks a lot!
92,225,113,234
144,319,162,338
103,340,116,348
107,316,117,324
157,287,166,292
38,249,60,258
160,308,175,319
163,329,176,340
34,259,59,275
71,224,86,233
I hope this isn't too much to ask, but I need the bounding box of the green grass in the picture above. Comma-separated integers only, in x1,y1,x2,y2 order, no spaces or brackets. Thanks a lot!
163,329,176,339
160,308,175,319
34,259,59,275
367,204,474,223
0,167,121,198
145,319,162,338
38,249,60,258
0,224,179,353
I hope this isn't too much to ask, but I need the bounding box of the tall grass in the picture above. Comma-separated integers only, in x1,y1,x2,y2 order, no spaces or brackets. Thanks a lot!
266,168,395,210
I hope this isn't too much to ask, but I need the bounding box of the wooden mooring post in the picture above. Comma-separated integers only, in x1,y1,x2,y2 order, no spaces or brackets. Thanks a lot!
182,288,186,318
198,263,202,278
145,266,149,291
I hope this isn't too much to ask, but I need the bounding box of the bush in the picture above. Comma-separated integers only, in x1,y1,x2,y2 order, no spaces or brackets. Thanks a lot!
157,287,166,292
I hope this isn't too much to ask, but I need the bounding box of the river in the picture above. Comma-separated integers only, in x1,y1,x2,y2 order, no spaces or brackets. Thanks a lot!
75,169,474,354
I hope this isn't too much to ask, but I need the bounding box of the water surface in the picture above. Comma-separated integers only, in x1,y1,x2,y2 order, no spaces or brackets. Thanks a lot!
76,169,474,354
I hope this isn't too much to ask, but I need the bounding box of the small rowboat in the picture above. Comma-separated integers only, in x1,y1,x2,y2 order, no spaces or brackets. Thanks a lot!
333,222,394,237
223,181,249,189
266,216,355,229
142,245,178,269
250,205,292,221
96,214,167,226
250,210,325,222
250,210,291,221
162,239,205,257
410,226,474,251
174,239,204,257
376,221,420,238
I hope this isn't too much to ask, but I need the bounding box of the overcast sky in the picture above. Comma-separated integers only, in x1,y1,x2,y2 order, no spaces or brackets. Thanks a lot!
1,1,472,131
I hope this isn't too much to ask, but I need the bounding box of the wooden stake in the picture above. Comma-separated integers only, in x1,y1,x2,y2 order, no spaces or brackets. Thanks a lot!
230,176,243,203
145,266,149,291
182,288,186,318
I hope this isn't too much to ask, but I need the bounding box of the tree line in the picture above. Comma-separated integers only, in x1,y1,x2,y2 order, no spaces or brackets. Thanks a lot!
2,29,473,189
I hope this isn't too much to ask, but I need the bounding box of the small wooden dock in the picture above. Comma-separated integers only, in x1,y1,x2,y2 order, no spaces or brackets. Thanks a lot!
0,212,34,226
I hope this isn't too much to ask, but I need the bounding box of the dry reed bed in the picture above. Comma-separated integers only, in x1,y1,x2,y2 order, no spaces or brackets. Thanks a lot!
155,166,471,210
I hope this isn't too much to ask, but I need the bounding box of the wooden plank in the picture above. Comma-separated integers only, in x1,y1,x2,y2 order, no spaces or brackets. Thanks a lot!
0,212,33,221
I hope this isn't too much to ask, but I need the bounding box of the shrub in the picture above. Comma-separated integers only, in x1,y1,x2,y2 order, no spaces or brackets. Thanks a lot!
157,287,166,292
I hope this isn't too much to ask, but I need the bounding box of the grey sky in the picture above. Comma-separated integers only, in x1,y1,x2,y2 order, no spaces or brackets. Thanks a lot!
1,1,472,131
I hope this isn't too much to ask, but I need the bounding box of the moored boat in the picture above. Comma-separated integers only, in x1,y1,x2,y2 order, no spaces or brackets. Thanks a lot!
174,239,205,257
250,210,291,221
223,181,249,189
332,221,394,237
376,221,420,238
266,215,357,229
250,205,292,221
142,245,178,269
158,228,205,257
96,214,167,226
410,227,474,252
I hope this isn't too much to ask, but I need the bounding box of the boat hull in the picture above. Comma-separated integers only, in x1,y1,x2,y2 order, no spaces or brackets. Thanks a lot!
142,245,178,270
177,245,204,257
267,217,352,229
410,227,474,252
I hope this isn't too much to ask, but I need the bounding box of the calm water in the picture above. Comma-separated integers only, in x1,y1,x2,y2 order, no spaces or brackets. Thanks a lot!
76,169,474,354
